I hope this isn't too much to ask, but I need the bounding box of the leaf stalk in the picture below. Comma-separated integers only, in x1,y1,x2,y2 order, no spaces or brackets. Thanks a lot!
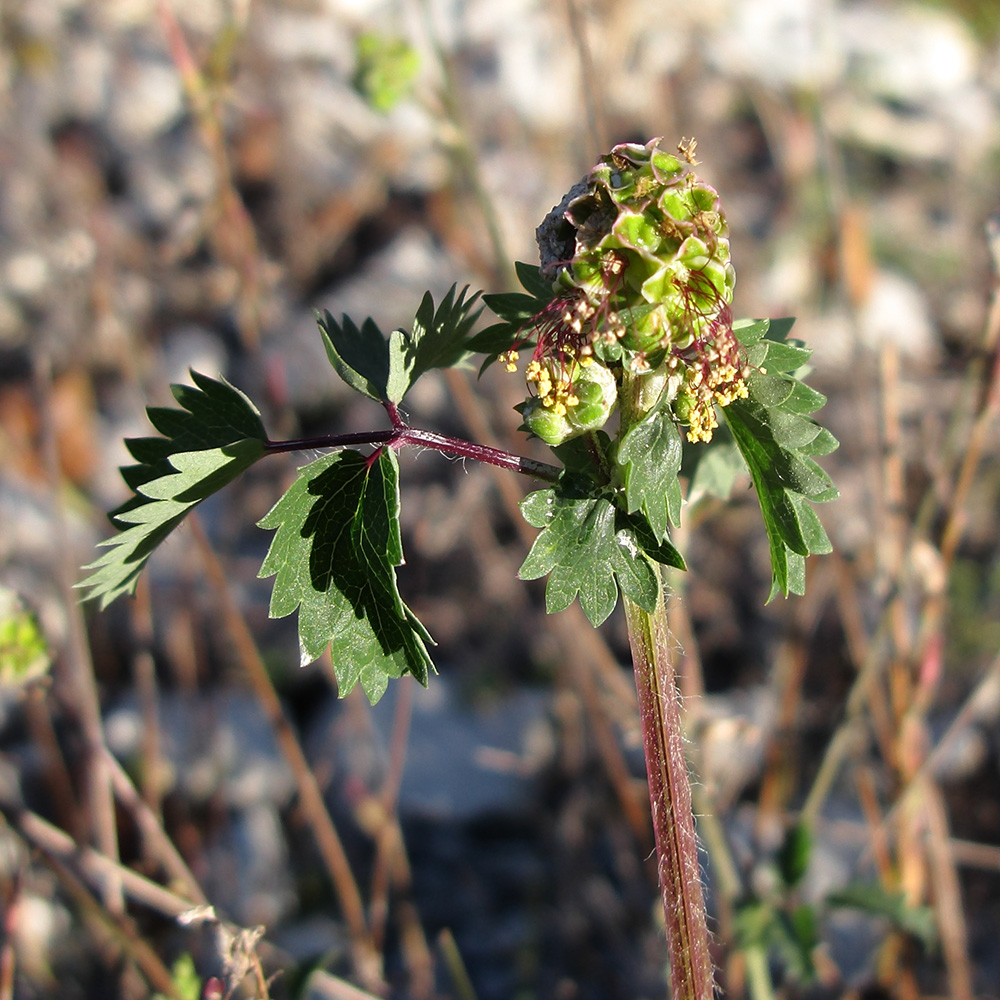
264,423,562,483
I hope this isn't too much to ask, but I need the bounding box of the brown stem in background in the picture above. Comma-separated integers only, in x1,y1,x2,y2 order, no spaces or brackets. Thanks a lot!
4,804,195,919
157,0,262,352
0,874,19,1000
623,575,715,1000
33,352,122,914
104,751,208,906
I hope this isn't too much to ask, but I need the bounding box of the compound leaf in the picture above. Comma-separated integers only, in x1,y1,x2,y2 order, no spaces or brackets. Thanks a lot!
257,449,433,702
78,373,267,608
320,287,484,405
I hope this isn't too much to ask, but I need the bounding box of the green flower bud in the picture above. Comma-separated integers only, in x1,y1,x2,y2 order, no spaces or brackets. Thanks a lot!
673,390,695,423
519,359,617,446
520,398,575,446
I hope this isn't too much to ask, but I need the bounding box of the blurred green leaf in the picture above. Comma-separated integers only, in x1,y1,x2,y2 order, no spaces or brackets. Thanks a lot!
777,821,812,888
0,587,50,686
827,882,937,949
153,953,200,1000
352,32,420,113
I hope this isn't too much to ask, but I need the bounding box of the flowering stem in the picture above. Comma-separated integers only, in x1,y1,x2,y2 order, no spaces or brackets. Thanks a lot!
623,570,715,1000
264,424,562,483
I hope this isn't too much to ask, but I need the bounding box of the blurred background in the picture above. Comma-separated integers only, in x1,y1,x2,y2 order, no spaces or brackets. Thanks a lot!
1,0,1000,997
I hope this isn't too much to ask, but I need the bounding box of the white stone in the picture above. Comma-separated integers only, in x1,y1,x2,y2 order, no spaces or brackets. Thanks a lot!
61,35,112,120
841,3,978,103
857,270,938,362
107,60,184,144
706,0,843,90
4,251,50,297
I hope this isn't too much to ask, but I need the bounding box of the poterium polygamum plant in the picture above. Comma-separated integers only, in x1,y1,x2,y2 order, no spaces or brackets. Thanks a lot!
80,135,837,693
80,137,837,999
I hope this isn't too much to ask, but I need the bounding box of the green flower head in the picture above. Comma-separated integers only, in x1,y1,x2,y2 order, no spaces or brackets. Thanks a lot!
508,137,747,443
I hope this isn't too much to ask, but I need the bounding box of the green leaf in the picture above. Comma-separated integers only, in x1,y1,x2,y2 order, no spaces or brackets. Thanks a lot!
722,319,838,600
321,287,483,405
617,406,683,540
624,510,687,570
318,311,391,402
685,430,746,504
518,482,666,626
257,449,434,702
732,317,771,346
475,263,558,372
78,373,268,608
735,898,819,985
153,954,200,1000
763,317,797,342
774,904,820,982
759,340,812,374
390,285,483,401
513,260,554,299
782,380,828,415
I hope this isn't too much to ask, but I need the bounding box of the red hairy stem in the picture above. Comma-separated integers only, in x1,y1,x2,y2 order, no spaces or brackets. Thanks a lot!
623,576,715,1000
264,424,562,483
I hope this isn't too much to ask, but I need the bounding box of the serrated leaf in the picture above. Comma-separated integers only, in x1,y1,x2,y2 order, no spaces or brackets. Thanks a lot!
318,311,391,402
723,320,838,599
746,371,795,408
517,485,663,626
782,380,828,414
761,317,796,343
623,510,687,570
475,264,558,372
257,449,434,702
78,374,268,608
767,409,824,451
320,286,483,405
760,340,812,373
799,426,839,456
391,285,482,401
617,407,683,540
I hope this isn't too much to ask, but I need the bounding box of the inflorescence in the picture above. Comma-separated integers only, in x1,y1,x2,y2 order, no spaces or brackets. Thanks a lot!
505,137,748,445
